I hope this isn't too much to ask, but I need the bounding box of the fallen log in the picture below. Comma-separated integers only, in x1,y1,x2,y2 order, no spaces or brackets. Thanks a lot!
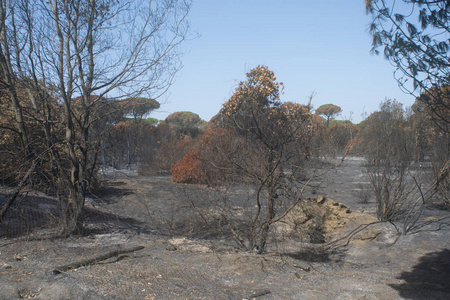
52,245,144,274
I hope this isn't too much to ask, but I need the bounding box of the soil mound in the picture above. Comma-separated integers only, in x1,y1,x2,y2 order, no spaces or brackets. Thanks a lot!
167,237,212,252
277,196,379,244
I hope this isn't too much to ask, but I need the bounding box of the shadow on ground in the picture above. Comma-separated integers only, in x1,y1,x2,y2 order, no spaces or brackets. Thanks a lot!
0,192,146,238
83,206,150,235
91,181,134,204
390,249,450,299
0,193,62,238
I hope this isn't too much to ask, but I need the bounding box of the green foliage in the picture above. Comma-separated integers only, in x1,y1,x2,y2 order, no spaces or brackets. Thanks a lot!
366,0,450,129
122,117,159,125
143,117,159,125
328,119,352,127
116,98,160,121
166,111,203,128
165,111,204,138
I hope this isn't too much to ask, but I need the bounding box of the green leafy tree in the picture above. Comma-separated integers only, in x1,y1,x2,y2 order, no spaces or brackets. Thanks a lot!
165,111,204,138
315,104,342,127
116,98,160,122
365,0,450,129
143,118,160,125
365,0,449,209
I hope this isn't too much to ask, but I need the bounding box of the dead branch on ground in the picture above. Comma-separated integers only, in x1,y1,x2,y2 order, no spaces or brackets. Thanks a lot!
52,245,144,274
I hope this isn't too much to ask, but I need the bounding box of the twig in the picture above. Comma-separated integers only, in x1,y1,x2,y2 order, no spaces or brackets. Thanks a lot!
243,289,271,299
52,245,144,274
181,187,209,224
292,264,311,272
325,221,387,251
271,156,346,225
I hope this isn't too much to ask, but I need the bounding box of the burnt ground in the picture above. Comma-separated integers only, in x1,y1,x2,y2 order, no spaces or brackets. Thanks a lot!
1,157,450,299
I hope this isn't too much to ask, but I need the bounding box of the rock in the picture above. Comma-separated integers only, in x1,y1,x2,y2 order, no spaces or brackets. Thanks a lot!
316,196,326,204
168,237,212,253
354,229,381,241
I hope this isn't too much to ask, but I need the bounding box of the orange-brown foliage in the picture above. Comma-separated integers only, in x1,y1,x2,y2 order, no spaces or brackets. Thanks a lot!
170,128,244,184
344,138,360,154
170,149,205,183
199,128,233,147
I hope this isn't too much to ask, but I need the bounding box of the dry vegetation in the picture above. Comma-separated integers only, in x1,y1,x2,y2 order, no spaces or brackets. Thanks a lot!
1,63,449,298
1,158,449,299
1,1,450,297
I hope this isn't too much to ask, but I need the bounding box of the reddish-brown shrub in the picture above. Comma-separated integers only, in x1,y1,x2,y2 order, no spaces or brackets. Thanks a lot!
171,128,259,185
170,149,205,183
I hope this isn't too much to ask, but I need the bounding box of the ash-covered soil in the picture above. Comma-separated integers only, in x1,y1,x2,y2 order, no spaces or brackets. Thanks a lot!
1,158,450,299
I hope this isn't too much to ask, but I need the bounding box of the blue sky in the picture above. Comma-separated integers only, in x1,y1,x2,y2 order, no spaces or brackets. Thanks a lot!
151,0,416,124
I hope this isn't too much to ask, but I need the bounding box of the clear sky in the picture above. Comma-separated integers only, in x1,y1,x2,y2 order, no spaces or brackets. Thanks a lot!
151,0,416,124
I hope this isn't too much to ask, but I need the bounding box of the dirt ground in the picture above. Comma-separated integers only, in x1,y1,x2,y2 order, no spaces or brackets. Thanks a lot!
1,157,450,299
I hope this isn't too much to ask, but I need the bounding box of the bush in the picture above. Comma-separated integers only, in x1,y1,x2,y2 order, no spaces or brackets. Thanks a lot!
139,139,193,176
171,149,205,183
170,128,251,185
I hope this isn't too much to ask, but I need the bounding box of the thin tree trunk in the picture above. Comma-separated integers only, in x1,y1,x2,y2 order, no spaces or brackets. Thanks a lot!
257,176,276,253
0,1,29,151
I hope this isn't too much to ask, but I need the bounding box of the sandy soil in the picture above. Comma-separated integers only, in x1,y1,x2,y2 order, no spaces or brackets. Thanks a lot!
1,158,450,299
